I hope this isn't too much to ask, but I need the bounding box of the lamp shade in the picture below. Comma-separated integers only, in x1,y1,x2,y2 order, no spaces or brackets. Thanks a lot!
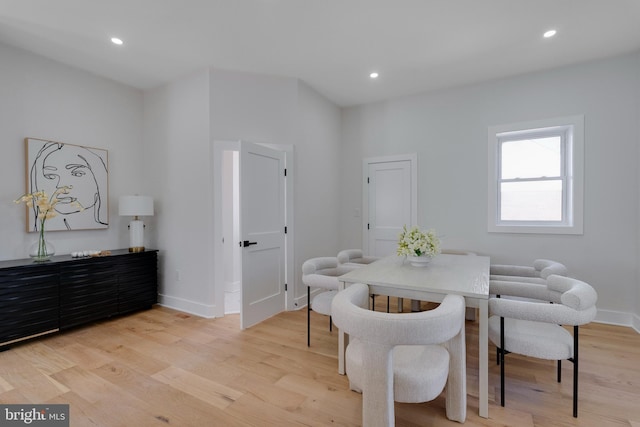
119,195,154,217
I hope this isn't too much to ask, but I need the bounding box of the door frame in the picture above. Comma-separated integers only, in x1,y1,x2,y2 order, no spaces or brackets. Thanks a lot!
212,140,295,319
362,153,418,255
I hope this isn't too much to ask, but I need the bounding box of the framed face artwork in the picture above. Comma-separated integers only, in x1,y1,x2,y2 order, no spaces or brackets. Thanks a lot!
25,138,109,231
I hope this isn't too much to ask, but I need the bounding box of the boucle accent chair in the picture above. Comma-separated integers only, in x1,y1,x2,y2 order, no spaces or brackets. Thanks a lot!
490,259,568,285
332,283,467,427
337,249,390,311
302,257,360,347
337,248,380,266
489,259,569,308
488,275,598,417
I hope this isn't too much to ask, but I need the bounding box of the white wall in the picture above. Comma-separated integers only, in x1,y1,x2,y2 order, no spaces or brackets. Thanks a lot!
143,70,212,315
0,42,143,261
636,52,640,331
209,70,342,309
342,52,640,326
221,150,240,295
293,82,344,306
6,38,635,329
145,68,342,316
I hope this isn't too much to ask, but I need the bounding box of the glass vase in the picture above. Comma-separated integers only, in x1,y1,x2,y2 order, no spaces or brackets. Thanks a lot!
29,233,55,262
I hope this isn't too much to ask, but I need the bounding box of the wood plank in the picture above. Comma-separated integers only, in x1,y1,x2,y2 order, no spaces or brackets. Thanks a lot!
12,342,75,375
0,305,637,426
50,366,119,404
151,365,243,410
0,347,69,401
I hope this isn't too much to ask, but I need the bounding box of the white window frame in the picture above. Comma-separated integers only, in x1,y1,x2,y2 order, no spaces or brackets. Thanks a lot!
488,115,584,234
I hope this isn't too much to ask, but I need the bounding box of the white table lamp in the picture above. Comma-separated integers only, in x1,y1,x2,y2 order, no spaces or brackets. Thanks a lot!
119,195,154,252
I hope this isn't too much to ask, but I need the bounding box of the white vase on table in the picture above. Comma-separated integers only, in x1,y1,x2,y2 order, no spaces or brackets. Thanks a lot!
406,255,432,267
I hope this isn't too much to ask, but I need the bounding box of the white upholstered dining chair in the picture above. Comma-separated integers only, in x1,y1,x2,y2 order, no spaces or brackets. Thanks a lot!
337,248,380,267
489,259,569,308
488,275,597,417
490,259,568,284
332,283,467,427
337,249,390,311
302,257,358,347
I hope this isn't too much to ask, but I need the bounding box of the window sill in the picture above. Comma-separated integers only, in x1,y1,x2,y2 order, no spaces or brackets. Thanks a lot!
488,223,583,235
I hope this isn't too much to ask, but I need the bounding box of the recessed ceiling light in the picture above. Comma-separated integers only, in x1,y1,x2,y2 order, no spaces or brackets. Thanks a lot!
543,29,557,38
370,72,379,79
111,37,123,45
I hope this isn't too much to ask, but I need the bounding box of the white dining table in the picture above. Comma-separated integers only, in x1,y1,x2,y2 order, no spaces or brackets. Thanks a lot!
338,253,490,418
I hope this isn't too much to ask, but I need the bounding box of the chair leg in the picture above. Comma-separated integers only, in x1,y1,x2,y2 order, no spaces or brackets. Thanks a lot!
573,325,579,418
307,286,311,347
500,316,505,407
329,315,332,332
557,360,562,382
497,314,578,417
497,294,502,366
371,295,392,313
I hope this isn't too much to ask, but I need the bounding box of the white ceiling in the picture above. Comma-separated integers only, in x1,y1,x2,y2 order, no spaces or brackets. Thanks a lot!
1,0,639,106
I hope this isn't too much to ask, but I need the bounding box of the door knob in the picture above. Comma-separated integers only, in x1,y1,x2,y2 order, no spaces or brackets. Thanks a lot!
242,240,258,247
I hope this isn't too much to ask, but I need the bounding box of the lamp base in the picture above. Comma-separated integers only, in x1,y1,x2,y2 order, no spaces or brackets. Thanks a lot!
128,219,146,253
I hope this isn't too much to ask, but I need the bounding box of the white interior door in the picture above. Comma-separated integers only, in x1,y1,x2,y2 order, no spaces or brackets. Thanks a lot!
239,142,286,329
365,156,417,256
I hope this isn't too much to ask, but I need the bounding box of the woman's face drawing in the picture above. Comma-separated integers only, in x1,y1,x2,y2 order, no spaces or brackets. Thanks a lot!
42,146,99,214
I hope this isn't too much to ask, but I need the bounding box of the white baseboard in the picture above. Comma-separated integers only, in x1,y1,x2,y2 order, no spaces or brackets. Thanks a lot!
594,308,640,334
225,280,240,293
224,289,240,314
293,294,308,310
158,294,640,335
632,313,640,334
158,293,217,319
294,287,322,310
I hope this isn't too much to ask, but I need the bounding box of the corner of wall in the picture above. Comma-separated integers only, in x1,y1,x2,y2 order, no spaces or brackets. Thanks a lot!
595,308,640,334
158,294,218,319
633,313,640,334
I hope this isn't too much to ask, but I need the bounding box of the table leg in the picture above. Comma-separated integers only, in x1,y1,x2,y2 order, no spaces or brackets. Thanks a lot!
339,330,347,375
478,299,488,418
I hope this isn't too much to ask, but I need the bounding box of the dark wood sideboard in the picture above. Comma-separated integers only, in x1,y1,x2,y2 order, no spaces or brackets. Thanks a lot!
0,249,158,349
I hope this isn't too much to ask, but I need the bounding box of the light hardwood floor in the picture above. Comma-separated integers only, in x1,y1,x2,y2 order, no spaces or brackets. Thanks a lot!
1,301,639,426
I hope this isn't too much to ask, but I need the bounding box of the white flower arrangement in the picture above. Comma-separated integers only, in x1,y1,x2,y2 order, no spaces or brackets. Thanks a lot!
14,186,82,260
396,225,441,258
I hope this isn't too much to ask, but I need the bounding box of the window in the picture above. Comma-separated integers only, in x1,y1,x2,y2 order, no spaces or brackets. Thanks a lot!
488,116,584,234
